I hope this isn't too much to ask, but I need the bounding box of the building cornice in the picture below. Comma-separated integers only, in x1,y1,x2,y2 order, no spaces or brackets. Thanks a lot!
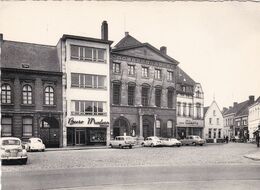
1,68,63,76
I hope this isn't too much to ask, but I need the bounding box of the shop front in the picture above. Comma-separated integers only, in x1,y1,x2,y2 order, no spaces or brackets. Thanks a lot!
66,116,109,146
176,117,204,139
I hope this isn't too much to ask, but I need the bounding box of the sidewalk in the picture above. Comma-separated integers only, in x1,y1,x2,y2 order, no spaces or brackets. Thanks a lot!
46,146,108,152
244,150,260,161
46,144,143,151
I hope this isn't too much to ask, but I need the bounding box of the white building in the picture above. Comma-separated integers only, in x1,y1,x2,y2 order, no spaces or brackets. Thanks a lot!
204,100,224,142
176,67,204,138
248,97,260,141
57,21,112,147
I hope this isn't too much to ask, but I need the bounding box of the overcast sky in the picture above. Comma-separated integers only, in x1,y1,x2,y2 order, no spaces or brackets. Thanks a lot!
1,1,259,109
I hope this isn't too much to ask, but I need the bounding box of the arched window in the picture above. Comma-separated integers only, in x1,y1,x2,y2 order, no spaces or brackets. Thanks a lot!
45,86,54,105
1,84,11,104
22,85,32,104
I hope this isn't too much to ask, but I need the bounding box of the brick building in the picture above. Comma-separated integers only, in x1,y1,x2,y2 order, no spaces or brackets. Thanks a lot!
110,33,178,141
0,34,63,147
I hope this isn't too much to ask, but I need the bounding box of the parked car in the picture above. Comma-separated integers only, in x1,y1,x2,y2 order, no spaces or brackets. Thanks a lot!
109,136,136,149
160,138,182,147
180,135,205,146
26,138,46,152
142,136,162,147
1,137,28,164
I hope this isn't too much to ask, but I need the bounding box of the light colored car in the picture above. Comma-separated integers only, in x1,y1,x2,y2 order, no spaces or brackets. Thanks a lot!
180,135,205,146
142,136,162,147
1,137,28,164
160,138,182,147
27,138,46,152
109,136,136,149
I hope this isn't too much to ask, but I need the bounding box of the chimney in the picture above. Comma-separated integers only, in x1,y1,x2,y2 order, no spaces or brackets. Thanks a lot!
233,102,238,107
160,46,167,55
0,33,3,42
101,21,108,41
249,95,255,104
125,32,129,36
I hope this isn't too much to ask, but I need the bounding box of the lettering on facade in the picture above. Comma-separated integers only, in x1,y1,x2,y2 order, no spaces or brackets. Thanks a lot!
68,117,84,125
87,118,109,125
185,120,199,125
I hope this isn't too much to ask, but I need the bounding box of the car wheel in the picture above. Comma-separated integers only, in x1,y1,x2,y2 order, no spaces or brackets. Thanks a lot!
119,144,123,149
109,144,113,148
141,143,145,147
177,145,180,147
192,142,196,146
42,149,45,152
200,144,203,146
19,158,27,165
129,145,132,149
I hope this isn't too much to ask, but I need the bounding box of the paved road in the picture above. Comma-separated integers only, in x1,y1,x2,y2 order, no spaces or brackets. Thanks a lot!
2,143,260,189
2,164,260,190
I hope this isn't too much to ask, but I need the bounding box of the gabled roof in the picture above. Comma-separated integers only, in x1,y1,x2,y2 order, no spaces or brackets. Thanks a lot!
235,99,255,117
112,34,179,64
204,107,209,116
114,34,142,48
176,67,196,86
224,100,249,116
1,40,60,72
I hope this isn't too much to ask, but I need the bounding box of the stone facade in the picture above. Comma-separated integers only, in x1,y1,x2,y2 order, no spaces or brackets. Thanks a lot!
110,33,178,141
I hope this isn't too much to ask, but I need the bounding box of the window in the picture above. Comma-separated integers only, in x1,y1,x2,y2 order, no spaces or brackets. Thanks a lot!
1,84,11,104
154,69,161,79
71,73,106,89
141,67,149,77
218,129,221,138
209,118,212,124
167,120,173,137
196,103,201,119
177,102,181,116
128,85,135,106
141,86,149,106
22,85,32,104
183,103,187,116
196,90,201,98
188,104,192,117
182,86,186,92
1,117,12,136
156,120,161,137
113,83,121,105
213,128,217,138
70,45,106,62
217,118,220,125
22,117,33,137
44,86,54,105
155,88,161,107
128,65,135,76
208,129,212,138
237,121,240,126
72,101,107,115
167,71,174,81
113,62,121,73
213,110,216,116
243,120,247,125
167,89,173,108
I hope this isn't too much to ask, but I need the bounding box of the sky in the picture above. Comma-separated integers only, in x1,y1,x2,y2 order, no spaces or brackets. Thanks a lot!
0,1,260,109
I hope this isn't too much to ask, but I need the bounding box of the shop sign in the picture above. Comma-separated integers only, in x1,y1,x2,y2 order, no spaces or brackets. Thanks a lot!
68,117,109,127
177,118,202,127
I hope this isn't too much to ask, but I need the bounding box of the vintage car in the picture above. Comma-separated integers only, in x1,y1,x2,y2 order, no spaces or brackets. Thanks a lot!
180,135,206,146
1,137,28,164
109,136,136,149
160,138,182,147
26,138,46,152
142,136,162,147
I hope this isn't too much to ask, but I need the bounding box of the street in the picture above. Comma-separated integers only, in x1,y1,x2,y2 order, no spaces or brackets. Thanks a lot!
2,143,260,190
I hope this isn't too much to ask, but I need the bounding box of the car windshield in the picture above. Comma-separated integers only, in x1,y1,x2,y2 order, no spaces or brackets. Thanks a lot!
2,139,20,146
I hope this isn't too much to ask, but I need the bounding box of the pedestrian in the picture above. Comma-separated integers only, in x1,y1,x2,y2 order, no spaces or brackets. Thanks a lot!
225,136,229,143
256,131,260,148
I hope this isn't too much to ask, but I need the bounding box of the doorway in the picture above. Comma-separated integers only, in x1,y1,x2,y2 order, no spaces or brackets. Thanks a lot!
75,129,86,145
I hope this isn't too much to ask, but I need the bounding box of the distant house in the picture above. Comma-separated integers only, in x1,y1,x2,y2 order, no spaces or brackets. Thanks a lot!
223,96,255,141
248,96,260,141
204,100,224,142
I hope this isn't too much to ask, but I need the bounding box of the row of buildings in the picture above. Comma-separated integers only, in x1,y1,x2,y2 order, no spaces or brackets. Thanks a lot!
0,21,205,147
204,96,260,143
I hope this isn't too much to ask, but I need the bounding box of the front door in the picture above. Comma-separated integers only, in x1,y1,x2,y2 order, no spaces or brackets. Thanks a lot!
75,129,86,145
